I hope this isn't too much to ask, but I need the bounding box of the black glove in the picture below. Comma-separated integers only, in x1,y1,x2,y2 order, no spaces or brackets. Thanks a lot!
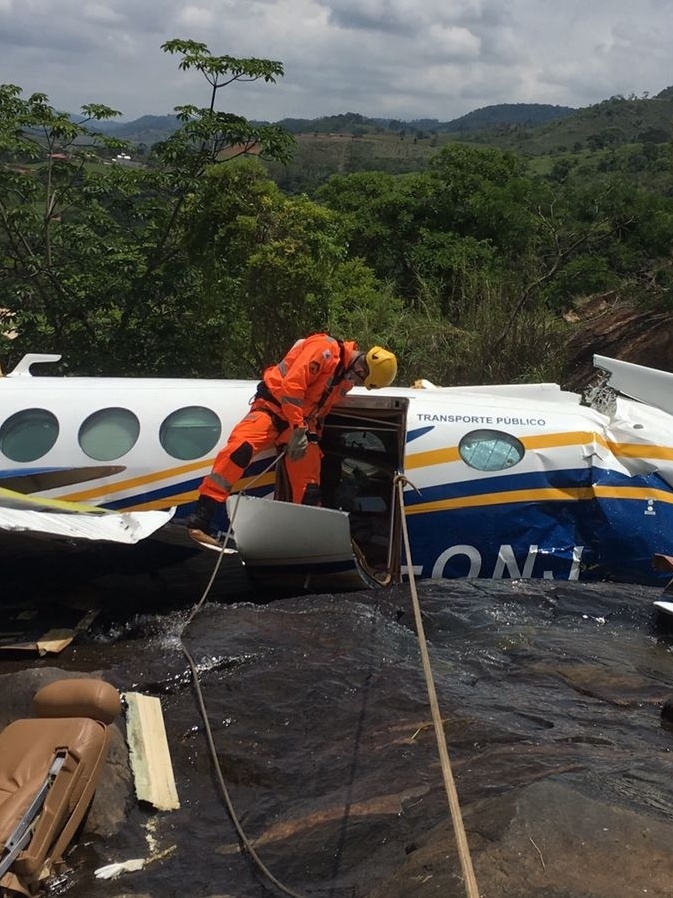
287,426,309,461
186,494,221,532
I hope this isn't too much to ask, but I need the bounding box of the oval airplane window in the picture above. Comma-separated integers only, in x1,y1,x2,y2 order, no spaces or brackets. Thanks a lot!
160,407,222,460
79,408,140,461
0,408,59,462
459,429,525,471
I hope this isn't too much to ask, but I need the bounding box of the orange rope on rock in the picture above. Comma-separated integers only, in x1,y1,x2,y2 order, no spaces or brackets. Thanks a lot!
395,475,481,898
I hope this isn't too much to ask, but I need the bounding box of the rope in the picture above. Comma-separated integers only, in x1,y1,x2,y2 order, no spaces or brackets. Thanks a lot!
179,452,311,898
178,460,479,897
395,475,481,898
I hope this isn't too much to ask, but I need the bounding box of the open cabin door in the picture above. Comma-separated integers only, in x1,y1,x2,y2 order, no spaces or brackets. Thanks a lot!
320,394,407,585
228,394,408,592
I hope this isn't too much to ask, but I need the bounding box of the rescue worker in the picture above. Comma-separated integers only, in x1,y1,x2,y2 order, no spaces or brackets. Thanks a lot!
186,333,397,536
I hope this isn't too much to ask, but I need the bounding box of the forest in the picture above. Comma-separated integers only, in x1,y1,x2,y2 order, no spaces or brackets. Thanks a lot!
1,38,672,388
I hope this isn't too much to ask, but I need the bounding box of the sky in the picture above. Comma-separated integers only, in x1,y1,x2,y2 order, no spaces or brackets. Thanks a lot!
0,0,672,124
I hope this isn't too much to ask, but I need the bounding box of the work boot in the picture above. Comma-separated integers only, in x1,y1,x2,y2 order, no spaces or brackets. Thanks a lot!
186,494,221,533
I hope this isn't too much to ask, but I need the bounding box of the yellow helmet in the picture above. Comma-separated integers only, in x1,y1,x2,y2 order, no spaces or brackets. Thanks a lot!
363,346,397,389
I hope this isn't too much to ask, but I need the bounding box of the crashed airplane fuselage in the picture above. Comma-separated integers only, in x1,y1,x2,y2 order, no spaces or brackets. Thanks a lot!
1,352,673,587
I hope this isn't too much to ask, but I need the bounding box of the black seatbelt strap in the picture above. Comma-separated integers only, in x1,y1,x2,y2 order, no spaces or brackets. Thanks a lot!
315,338,347,415
253,380,281,408
0,749,67,879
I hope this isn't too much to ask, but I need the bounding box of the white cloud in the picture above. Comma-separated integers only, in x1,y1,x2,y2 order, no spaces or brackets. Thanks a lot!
0,0,671,121
175,5,216,29
426,24,481,61
83,4,125,25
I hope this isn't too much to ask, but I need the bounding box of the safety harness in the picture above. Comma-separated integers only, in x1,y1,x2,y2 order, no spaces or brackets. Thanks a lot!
253,337,348,429
251,337,348,433
315,337,347,414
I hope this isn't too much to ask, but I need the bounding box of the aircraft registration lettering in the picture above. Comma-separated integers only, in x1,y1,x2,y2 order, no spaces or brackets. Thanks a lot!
432,544,584,580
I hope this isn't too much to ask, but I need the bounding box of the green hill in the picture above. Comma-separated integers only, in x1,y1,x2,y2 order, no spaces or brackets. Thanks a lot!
89,103,578,144
86,91,673,196
466,90,673,156
274,103,576,135
94,114,181,145
438,102,576,132
87,91,673,158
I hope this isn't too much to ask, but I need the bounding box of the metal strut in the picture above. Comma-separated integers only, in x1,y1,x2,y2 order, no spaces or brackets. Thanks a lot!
0,749,68,879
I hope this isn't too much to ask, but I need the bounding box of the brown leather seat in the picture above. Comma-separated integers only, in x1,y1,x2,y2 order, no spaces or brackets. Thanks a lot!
0,678,121,896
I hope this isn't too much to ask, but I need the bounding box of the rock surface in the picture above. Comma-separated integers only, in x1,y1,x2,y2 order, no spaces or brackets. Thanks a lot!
562,294,673,390
2,580,673,898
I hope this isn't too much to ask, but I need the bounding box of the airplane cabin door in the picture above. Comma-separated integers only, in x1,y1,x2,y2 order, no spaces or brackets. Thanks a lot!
320,398,408,586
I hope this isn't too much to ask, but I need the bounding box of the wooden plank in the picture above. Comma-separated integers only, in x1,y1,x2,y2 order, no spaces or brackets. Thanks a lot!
0,607,98,655
125,692,180,811
0,639,40,652
36,628,76,655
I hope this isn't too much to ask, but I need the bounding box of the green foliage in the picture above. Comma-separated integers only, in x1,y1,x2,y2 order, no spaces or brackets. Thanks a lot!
154,40,294,178
0,42,296,375
183,159,362,374
317,146,541,322
316,140,673,384
317,170,440,291
2,60,673,389
265,133,438,195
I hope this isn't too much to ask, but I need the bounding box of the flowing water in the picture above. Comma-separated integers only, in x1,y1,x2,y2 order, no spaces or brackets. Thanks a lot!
2,554,673,897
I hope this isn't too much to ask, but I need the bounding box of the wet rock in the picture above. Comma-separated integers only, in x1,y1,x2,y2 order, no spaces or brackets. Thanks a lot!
0,667,132,838
367,779,673,897
2,580,673,898
85,726,132,837
661,696,673,731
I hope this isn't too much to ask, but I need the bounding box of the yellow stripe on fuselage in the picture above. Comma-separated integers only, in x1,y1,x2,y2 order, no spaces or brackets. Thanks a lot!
57,427,673,511
405,431,604,471
606,441,673,461
119,472,278,511
405,430,673,470
405,483,673,516
61,457,212,503
61,462,276,511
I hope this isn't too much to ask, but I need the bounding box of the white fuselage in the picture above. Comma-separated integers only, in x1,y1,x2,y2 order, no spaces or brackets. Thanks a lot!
3,357,673,584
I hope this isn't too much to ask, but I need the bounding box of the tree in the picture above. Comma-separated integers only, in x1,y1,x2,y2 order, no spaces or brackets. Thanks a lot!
317,170,439,295
0,84,131,362
183,160,343,373
317,145,540,316
0,40,295,375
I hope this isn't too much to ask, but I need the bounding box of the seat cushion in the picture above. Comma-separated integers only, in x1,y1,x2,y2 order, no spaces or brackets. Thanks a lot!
0,717,106,842
33,679,121,724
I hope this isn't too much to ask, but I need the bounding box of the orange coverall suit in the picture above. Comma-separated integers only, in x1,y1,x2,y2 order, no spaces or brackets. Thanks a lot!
199,334,358,506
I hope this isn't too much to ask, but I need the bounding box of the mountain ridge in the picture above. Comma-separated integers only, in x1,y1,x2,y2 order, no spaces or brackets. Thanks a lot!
88,89,673,196
92,102,577,142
